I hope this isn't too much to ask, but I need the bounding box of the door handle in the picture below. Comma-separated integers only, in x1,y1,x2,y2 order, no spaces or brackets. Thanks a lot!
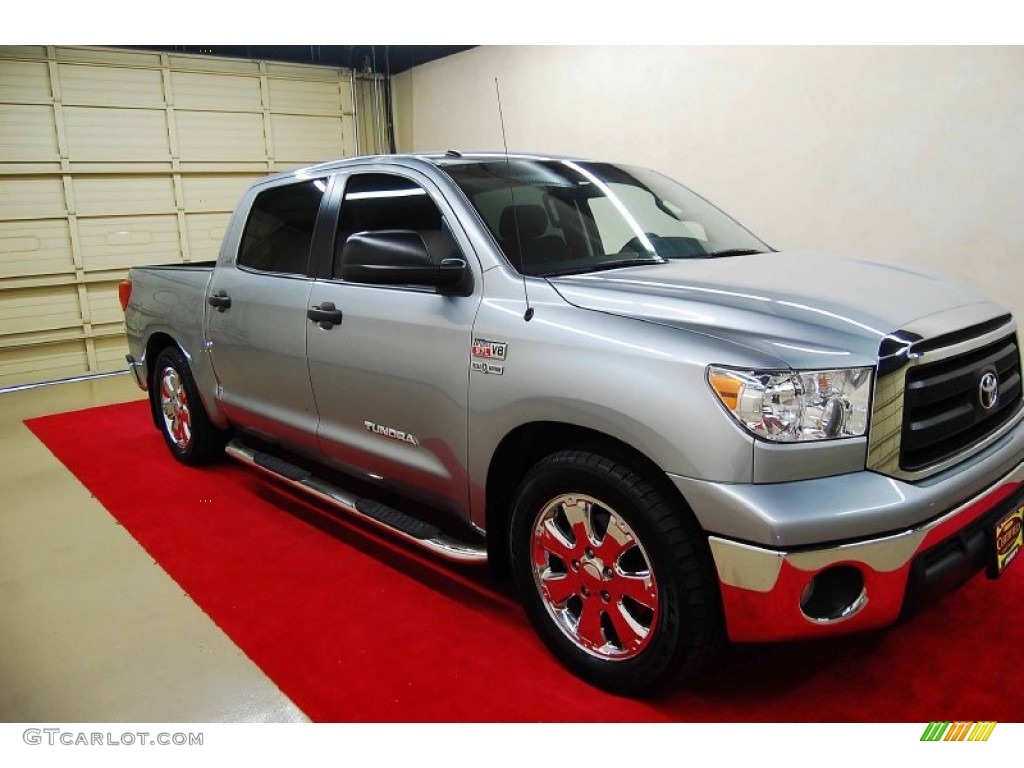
207,291,232,311
308,302,343,329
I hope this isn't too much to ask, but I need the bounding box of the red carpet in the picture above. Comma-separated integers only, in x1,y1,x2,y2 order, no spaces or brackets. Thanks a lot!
26,400,1024,722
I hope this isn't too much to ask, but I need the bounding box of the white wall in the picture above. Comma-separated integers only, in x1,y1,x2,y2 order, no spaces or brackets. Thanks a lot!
394,46,1024,321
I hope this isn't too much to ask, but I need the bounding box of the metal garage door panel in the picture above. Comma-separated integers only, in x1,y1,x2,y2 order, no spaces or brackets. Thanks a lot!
58,64,164,107
94,334,130,373
73,176,176,217
0,341,89,387
264,62,338,79
168,54,260,75
63,107,170,161
268,77,342,113
184,213,231,261
77,214,181,271
0,285,81,334
56,47,162,68
0,178,66,220
181,175,263,212
175,111,266,161
0,46,375,387
85,280,124,326
271,114,343,162
0,219,73,277
0,105,60,161
0,46,47,60
171,71,262,111
0,59,51,102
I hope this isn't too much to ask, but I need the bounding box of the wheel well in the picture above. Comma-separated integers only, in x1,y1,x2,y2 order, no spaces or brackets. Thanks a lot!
144,333,180,429
484,422,693,579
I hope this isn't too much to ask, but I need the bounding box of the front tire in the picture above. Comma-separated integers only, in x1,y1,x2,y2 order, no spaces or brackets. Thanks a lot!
510,449,723,696
151,346,225,466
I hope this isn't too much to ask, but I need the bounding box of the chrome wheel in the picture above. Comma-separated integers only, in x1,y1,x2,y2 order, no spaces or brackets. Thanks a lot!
159,366,192,450
531,493,659,660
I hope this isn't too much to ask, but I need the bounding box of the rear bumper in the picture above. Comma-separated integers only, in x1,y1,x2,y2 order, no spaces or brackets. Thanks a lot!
125,354,146,389
707,460,1024,642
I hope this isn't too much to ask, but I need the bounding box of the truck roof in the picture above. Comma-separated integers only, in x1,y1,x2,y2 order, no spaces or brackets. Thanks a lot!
263,151,599,184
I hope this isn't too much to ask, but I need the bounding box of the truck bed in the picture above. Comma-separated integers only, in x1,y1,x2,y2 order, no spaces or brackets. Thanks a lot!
124,261,218,397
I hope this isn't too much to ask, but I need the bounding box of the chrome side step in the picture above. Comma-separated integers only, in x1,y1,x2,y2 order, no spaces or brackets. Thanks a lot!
225,439,488,565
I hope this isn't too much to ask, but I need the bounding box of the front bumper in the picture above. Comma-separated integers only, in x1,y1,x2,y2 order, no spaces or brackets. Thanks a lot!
704,460,1024,642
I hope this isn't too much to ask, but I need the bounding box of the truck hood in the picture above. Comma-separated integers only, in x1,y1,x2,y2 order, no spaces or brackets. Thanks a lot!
548,251,998,369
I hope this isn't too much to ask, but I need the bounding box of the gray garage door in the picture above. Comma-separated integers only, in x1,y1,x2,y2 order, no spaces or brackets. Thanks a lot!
0,45,388,388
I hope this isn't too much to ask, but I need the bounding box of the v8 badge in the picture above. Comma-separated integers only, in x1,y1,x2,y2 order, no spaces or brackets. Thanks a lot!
472,338,507,361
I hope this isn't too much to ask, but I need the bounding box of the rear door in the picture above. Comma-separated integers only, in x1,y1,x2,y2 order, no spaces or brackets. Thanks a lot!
206,176,330,450
305,169,482,513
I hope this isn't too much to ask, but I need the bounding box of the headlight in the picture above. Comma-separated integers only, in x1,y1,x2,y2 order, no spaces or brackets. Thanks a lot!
707,366,873,442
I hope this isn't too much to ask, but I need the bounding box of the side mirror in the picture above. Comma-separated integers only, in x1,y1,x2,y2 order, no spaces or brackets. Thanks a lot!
338,230,471,295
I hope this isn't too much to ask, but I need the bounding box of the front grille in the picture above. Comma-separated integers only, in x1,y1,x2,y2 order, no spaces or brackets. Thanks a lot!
901,333,1022,471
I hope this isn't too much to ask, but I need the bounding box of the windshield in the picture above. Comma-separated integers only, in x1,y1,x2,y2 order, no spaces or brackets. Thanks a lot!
440,157,770,276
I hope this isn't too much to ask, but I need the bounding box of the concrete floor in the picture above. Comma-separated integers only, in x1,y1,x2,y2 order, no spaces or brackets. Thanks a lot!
0,374,307,722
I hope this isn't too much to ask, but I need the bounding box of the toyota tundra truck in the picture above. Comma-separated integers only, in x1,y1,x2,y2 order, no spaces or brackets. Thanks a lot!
120,152,1024,696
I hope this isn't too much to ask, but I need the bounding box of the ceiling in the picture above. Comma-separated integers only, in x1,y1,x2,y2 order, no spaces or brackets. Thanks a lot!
119,46,475,75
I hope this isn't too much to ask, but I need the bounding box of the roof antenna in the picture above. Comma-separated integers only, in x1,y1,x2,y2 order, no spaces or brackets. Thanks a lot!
495,78,534,322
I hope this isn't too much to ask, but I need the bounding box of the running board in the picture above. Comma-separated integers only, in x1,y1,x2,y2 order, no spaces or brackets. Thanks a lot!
225,439,488,565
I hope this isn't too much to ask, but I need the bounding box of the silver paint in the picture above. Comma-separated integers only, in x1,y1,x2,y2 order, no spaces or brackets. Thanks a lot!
708,458,1024,591
674,415,1024,547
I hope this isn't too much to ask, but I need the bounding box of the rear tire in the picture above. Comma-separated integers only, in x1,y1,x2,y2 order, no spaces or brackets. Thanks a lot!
151,346,226,466
510,449,723,696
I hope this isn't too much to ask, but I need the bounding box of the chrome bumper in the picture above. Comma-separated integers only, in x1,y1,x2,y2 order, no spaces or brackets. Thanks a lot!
125,354,146,389
708,460,1024,642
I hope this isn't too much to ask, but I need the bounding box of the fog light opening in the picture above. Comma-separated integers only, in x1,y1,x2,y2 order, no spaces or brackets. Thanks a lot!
800,565,868,624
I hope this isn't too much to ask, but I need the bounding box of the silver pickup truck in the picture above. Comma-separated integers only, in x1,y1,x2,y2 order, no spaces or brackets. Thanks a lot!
121,152,1024,696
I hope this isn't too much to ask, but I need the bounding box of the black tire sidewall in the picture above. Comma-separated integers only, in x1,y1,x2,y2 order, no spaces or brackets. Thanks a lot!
151,347,221,466
509,451,711,696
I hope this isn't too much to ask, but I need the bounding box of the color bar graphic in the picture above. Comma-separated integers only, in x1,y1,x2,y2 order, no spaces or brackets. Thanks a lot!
921,722,996,741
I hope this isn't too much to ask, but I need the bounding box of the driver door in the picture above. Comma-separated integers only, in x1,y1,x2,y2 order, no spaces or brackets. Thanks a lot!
305,169,482,514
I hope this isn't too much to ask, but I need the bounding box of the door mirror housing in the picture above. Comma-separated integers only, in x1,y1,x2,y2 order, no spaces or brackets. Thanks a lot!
338,230,471,295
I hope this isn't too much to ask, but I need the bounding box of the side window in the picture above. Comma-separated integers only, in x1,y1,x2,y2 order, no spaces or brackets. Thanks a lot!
334,173,459,277
237,179,325,275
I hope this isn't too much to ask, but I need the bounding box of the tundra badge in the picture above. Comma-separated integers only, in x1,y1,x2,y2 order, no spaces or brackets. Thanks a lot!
363,420,419,446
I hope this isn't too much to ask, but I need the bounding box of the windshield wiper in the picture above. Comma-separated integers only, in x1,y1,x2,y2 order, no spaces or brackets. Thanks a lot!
543,257,667,277
704,248,767,258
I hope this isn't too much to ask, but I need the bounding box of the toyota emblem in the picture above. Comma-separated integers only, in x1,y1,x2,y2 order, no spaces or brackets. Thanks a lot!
979,370,1000,410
